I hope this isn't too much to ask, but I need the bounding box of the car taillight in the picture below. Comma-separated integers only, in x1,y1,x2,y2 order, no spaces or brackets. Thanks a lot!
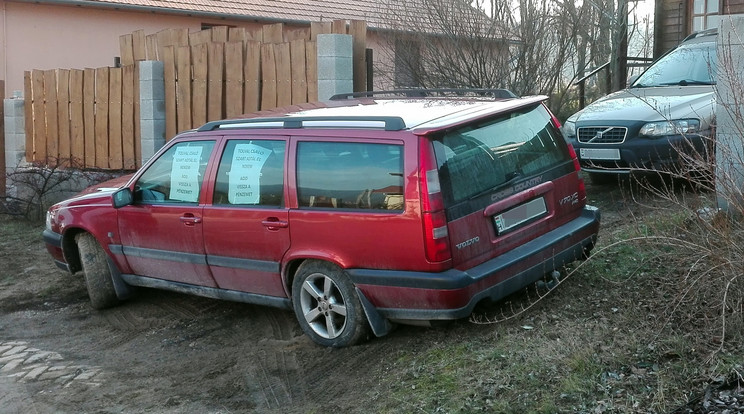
567,143,587,202
419,137,451,263
567,143,581,172
546,103,562,129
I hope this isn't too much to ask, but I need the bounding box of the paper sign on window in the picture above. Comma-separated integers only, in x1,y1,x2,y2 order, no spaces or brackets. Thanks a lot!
228,143,271,204
169,146,203,202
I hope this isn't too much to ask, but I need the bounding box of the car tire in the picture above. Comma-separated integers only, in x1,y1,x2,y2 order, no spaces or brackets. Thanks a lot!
292,260,370,347
76,233,120,310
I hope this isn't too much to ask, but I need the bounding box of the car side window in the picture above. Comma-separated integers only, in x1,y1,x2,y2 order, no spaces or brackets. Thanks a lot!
134,140,216,204
213,140,285,207
296,141,404,210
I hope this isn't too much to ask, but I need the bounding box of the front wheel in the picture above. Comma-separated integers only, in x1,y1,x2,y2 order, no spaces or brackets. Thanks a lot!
76,233,120,310
292,261,370,347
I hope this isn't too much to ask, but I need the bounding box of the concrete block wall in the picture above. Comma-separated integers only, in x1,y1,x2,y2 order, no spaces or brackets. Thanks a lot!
317,34,354,101
138,60,166,164
716,16,744,212
4,98,26,197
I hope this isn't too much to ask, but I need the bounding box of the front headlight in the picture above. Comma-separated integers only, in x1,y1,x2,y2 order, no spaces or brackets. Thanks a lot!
562,120,576,138
640,119,700,137
46,211,53,230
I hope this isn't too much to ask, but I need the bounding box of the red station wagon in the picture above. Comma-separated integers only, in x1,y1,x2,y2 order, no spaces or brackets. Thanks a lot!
43,90,601,347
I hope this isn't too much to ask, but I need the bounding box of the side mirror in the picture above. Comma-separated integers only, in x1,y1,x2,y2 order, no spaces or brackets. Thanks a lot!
112,188,133,208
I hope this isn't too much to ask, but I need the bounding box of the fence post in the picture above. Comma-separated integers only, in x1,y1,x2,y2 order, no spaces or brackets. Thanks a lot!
139,61,166,164
4,97,26,197
715,16,744,213
317,34,353,101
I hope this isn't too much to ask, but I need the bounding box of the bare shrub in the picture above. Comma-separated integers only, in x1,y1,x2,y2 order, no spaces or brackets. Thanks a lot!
1,158,121,221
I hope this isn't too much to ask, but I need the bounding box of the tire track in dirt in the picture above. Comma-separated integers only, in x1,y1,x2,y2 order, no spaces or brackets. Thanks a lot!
0,340,103,387
248,347,306,410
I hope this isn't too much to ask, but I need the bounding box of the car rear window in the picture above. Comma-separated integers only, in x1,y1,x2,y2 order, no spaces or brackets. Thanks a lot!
433,104,569,206
296,141,404,210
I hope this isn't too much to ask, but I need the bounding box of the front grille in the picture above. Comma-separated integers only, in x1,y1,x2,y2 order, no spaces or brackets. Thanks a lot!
577,126,627,144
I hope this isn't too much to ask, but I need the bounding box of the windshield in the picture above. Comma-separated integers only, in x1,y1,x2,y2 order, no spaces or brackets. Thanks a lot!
632,41,717,87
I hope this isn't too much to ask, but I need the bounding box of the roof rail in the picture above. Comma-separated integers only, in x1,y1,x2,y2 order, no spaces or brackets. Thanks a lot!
330,88,518,100
197,116,407,132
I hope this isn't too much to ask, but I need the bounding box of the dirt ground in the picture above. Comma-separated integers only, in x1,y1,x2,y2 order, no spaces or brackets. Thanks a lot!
0,180,731,413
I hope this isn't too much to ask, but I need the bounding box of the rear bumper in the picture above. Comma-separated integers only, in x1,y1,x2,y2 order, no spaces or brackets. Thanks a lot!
348,205,600,320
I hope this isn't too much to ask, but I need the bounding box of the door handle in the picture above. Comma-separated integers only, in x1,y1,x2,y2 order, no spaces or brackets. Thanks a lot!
262,218,289,230
180,213,202,226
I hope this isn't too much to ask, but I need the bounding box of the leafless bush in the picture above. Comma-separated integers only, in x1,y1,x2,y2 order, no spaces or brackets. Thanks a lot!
1,158,120,221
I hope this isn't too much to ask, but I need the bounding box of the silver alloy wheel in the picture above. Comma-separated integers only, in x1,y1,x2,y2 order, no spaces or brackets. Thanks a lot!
298,272,348,339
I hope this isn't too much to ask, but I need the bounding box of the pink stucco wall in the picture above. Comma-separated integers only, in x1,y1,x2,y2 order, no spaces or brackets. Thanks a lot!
0,1,269,96
0,0,392,98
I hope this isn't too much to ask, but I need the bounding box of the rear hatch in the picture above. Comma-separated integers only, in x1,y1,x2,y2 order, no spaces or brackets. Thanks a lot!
430,102,585,269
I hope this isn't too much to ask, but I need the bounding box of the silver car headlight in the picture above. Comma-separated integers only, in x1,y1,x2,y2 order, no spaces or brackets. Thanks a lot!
640,119,700,137
562,120,576,138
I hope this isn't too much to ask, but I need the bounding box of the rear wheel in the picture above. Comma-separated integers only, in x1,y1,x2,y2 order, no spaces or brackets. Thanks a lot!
76,233,119,310
292,261,370,347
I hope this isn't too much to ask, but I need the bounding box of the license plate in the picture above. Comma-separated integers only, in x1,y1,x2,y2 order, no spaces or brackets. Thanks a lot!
580,148,621,160
494,197,547,234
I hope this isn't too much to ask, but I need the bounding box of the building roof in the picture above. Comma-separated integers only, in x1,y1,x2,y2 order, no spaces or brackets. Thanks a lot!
26,0,416,29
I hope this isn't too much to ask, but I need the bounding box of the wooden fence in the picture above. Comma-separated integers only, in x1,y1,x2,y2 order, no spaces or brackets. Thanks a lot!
23,65,139,169
24,20,368,170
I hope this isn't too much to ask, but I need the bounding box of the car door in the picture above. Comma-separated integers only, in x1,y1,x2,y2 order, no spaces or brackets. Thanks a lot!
117,139,218,287
202,138,290,298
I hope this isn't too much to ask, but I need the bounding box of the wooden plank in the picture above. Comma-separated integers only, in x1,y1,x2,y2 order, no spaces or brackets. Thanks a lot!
225,41,244,118
122,65,136,169
260,43,277,110
207,42,225,122
245,27,262,42
275,42,292,108
95,67,110,169
57,69,71,165
69,69,85,166
332,19,347,34
134,61,141,168
191,43,209,127
24,72,33,162
43,69,59,164
228,27,246,42
173,28,189,46
132,29,147,61
306,41,318,102
146,34,158,60
119,34,134,66
83,68,96,168
262,23,284,43
189,30,212,46
211,26,228,43
311,22,332,41
176,45,192,133
290,40,307,105
156,28,173,63
31,70,47,163
286,28,310,42
244,41,261,113
349,20,367,93
163,45,177,140
108,67,123,170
